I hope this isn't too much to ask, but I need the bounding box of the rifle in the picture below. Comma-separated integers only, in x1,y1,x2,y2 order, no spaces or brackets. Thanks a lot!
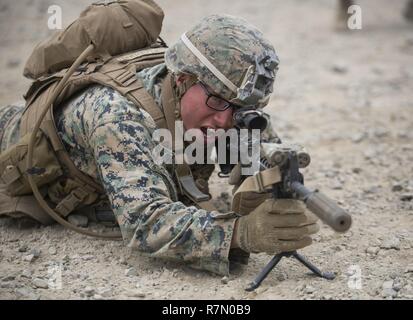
219,109,352,291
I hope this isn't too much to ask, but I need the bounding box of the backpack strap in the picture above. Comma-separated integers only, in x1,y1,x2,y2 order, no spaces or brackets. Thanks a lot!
18,47,216,224
160,74,214,210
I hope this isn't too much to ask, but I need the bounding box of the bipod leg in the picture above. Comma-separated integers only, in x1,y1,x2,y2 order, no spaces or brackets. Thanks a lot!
245,253,284,292
292,251,335,280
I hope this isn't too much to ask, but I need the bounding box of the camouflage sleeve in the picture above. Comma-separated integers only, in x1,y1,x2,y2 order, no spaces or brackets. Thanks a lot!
0,103,25,152
81,86,235,276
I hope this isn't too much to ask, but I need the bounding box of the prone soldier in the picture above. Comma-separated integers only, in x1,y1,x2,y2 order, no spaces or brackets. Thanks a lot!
0,2,320,277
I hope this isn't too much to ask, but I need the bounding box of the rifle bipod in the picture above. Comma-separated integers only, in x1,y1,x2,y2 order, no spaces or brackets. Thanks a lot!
245,251,335,291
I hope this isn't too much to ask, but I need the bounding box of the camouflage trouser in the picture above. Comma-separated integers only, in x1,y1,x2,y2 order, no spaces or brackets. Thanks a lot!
0,103,24,153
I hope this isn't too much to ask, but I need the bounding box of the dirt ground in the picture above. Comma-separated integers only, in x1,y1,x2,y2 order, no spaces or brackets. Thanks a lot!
0,0,412,300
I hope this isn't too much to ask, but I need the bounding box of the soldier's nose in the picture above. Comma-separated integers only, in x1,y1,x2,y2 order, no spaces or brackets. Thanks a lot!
212,108,233,129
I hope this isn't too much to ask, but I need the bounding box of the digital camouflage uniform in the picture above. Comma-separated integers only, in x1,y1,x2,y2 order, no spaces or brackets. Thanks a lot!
1,65,239,275
0,15,280,276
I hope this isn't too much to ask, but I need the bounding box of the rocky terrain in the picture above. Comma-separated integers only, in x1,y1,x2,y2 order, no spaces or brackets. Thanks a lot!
0,0,412,300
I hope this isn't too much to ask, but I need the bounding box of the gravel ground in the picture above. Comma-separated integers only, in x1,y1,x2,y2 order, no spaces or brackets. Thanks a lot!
0,0,412,300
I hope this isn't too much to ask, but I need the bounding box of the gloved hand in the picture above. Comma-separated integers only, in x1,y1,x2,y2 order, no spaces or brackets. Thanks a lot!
229,163,270,215
233,198,319,254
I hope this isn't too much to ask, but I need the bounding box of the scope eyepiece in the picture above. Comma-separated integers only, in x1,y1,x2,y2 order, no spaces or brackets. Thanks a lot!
233,109,268,130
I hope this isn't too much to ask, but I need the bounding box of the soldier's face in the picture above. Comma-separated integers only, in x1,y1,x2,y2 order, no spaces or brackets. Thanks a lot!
178,76,234,144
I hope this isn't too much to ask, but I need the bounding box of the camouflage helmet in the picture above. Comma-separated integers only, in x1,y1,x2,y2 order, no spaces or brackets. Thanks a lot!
165,14,279,108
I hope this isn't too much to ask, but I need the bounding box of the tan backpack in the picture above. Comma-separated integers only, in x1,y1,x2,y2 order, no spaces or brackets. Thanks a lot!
24,0,164,79
0,0,215,238
0,0,166,238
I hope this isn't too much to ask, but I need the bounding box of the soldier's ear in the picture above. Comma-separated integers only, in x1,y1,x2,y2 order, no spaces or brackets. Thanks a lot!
175,73,192,86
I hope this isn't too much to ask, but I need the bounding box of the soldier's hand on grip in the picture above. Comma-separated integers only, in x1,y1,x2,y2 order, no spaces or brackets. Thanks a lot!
233,199,319,254
229,163,271,215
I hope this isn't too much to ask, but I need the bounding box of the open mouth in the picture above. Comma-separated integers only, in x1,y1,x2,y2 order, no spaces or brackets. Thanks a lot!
200,126,218,142
201,126,213,135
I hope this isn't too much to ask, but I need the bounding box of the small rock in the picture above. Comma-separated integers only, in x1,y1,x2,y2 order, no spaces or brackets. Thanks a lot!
15,288,39,300
373,128,389,138
2,275,16,281
23,249,41,263
93,294,104,300
392,184,403,192
80,274,89,281
364,186,380,194
380,237,401,250
276,273,287,281
32,278,48,289
125,267,138,277
98,288,113,298
397,131,410,139
363,149,378,160
400,194,413,202
304,285,316,294
48,247,57,255
366,246,380,255
18,244,29,253
352,132,367,143
221,276,229,284
389,272,398,279
23,254,36,263
84,286,95,297
119,257,127,265
21,270,32,279
333,245,342,252
352,167,362,174
331,63,348,74
393,280,403,292
0,281,16,289
125,289,146,298
30,249,41,258
331,180,343,190
81,254,95,261
68,214,88,227
382,281,397,298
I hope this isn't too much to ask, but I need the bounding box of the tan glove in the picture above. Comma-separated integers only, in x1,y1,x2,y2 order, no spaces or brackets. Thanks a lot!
233,198,319,254
229,163,270,215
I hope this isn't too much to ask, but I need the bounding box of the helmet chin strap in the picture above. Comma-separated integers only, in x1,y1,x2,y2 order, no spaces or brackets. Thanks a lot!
172,73,198,121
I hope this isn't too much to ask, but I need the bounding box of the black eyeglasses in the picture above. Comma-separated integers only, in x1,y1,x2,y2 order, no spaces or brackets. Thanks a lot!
198,82,236,111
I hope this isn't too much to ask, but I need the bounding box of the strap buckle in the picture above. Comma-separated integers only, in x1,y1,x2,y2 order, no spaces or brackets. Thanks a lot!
175,164,211,203
55,187,89,217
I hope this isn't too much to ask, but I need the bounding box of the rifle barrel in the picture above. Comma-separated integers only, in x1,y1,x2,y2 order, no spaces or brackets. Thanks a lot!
291,181,352,232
